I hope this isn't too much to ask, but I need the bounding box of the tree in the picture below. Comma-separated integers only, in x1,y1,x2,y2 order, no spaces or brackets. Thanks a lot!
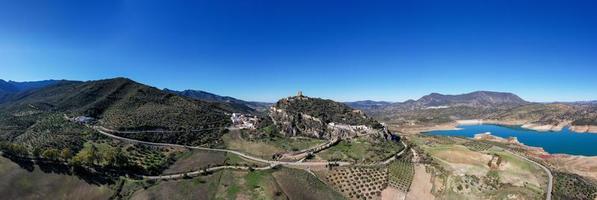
60,148,73,160
71,142,99,166
32,147,42,157
42,148,60,160
112,148,128,167
100,146,117,166
87,144,99,165
4,143,29,156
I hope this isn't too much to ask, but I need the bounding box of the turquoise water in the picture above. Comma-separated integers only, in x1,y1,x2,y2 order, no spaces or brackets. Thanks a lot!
426,124,597,156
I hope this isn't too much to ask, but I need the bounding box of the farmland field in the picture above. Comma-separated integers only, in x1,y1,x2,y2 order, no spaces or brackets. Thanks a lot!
316,138,402,163
409,135,546,200
319,166,387,200
222,130,328,159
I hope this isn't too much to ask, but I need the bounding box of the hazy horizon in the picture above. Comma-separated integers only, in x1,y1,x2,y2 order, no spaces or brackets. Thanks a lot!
2,1,597,102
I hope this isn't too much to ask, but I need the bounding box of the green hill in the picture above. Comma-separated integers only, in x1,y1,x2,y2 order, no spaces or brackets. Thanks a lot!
0,77,255,147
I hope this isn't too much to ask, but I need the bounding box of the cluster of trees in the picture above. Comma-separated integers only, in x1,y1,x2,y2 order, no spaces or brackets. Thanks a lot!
0,142,28,156
69,142,128,168
36,147,72,161
553,171,597,200
0,140,126,167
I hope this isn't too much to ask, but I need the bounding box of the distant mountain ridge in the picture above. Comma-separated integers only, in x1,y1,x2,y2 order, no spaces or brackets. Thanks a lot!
0,79,64,103
347,91,528,112
343,100,393,111
164,89,272,112
344,91,597,129
407,91,528,108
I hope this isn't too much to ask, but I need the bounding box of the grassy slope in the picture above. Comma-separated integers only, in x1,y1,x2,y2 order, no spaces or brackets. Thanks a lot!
130,167,344,200
164,150,228,174
272,167,346,200
129,176,217,200
221,130,327,159
0,156,114,200
164,149,267,174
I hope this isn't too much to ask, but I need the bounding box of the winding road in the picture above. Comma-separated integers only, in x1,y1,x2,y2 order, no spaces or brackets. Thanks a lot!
93,125,408,180
505,149,553,200
143,165,277,180
95,126,351,166
93,124,554,200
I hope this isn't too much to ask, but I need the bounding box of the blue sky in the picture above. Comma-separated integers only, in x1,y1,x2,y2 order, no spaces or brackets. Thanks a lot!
1,0,596,102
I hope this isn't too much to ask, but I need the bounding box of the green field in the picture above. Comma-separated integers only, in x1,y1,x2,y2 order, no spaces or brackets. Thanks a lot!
316,138,402,163
222,130,326,159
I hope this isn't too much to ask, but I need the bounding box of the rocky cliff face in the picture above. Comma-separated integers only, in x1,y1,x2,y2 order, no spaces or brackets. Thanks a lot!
269,95,390,140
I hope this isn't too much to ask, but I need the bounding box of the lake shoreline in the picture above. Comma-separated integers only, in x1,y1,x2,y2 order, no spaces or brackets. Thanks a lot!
424,126,597,181
470,132,597,181
423,123,597,157
454,119,597,134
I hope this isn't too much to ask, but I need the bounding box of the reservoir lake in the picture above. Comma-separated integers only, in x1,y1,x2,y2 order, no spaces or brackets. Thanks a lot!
426,124,597,156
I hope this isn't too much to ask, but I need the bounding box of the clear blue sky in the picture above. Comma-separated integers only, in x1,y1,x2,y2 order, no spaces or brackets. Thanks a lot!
1,0,596,102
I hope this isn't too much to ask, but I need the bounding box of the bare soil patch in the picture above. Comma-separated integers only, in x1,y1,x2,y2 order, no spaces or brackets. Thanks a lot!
406,165,434,200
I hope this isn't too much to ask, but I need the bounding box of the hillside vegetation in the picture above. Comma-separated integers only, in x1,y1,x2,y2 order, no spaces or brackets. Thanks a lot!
164,89,270,112
274,95,381,127
1,78,242,132
0,78,257,177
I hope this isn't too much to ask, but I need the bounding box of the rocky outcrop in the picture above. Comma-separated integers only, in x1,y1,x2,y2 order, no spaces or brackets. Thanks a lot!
269,96,391,140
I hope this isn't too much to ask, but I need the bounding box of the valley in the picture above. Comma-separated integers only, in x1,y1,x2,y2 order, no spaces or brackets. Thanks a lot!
0,78,595,200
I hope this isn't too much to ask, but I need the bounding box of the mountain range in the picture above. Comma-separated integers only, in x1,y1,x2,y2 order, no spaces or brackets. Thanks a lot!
1,77,595,133
346,91,528,112
0,79,64,103
163,89,271,113
343,91,596,130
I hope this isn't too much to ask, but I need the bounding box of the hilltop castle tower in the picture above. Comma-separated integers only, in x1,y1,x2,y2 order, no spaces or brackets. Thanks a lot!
297,91,303,97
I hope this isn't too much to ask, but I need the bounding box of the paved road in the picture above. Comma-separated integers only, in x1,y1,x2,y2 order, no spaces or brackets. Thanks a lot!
93,126,414,181
143,165,277,180
95,126,352,167
505,149,553,200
